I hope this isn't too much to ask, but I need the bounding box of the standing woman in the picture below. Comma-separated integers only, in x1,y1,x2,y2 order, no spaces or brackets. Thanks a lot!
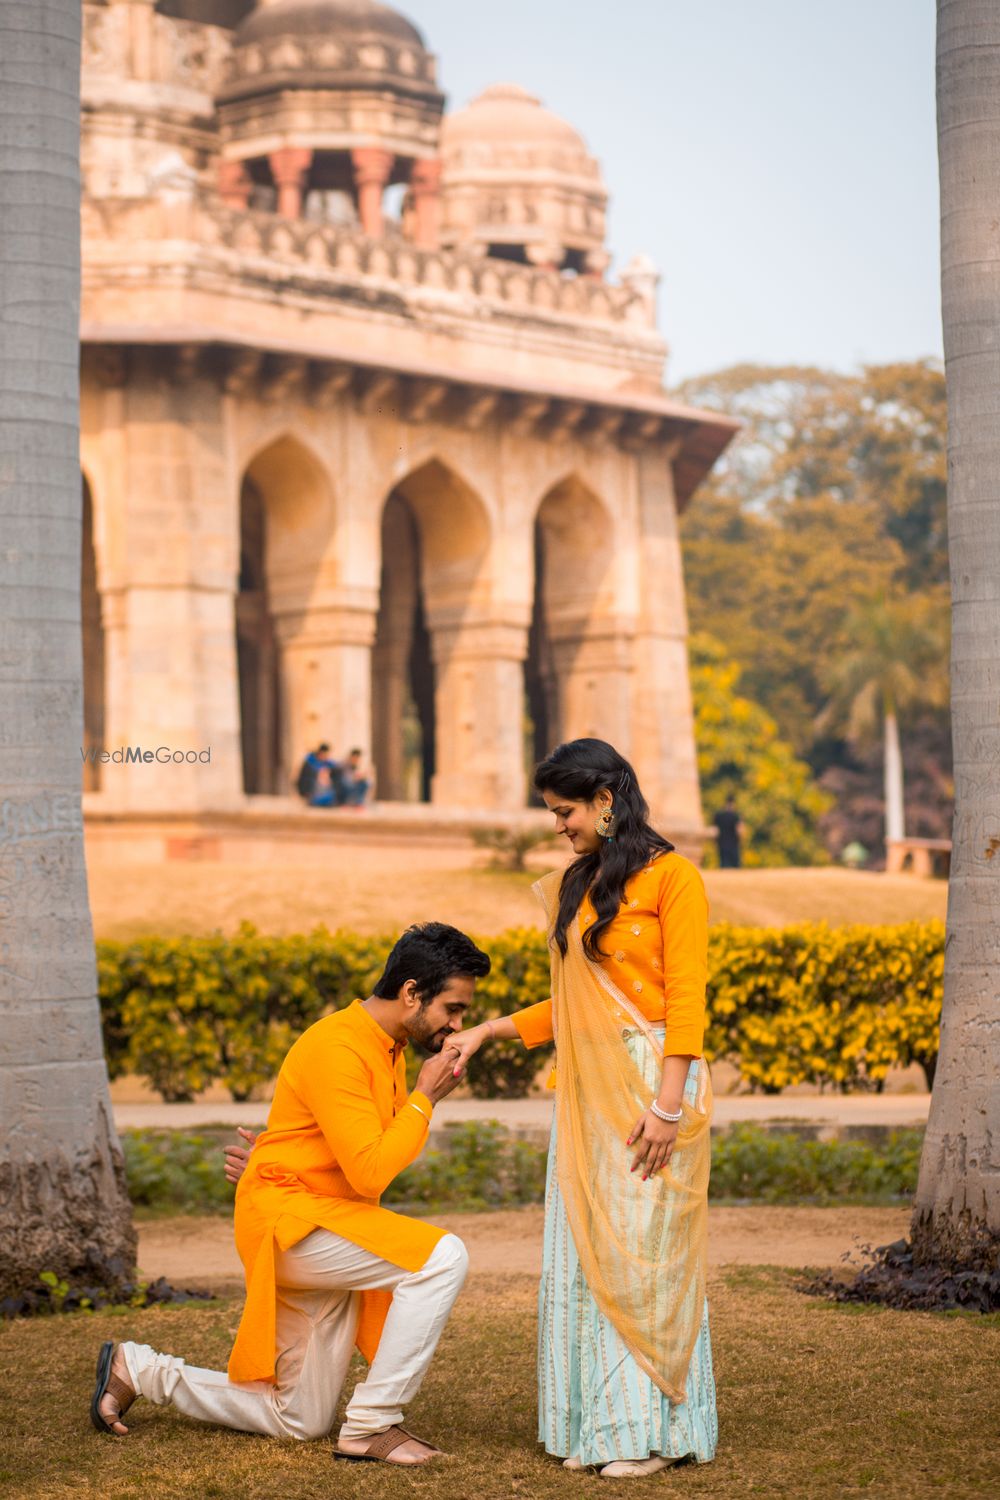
448,738,715,1477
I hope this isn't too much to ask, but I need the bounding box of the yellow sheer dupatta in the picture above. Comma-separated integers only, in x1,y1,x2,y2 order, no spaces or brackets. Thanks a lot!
533,867,712,1402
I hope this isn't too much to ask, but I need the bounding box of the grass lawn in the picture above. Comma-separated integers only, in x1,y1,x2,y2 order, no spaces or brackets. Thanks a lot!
2,1266,996,1500
87,857,948,941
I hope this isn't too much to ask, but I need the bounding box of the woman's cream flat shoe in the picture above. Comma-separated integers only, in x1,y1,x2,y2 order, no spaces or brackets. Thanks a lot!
600,1456,669,1478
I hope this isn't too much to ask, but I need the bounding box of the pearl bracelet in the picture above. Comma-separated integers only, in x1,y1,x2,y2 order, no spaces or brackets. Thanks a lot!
650,1100,683,1123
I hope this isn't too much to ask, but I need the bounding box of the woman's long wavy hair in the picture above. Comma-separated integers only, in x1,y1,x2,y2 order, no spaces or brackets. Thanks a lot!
533,738,674,958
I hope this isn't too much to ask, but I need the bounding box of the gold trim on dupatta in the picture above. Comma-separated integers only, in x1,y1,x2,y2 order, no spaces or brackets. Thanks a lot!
533,868,712,1402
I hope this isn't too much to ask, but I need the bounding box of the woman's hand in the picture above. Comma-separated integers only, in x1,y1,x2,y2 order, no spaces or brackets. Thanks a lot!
627,1110,679,1180
443,1023,493,1078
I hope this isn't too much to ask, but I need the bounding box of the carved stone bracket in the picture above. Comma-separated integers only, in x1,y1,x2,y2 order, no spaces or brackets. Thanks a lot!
260,355,308,404
546,401,587,441
402,378,450,424
508,395,550,437
356,370,399,416
620,412,666,450
583,406,625,445
456,390,501,431
310,364,354,408
222,348,263,396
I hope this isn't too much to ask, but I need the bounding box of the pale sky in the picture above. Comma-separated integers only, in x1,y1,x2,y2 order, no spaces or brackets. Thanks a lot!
412,0,941,383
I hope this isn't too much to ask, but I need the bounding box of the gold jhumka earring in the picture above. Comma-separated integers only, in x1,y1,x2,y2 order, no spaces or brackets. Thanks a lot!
595,804,616,839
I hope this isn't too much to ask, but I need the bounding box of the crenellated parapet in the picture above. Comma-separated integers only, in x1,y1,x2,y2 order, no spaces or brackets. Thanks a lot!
81,192,667,394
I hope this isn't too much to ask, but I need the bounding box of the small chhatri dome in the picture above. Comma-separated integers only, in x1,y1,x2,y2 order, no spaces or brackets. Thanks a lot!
235,0,426,52
224,0,439,100
216,0,444,224
438,83,608,273
442,82,588,154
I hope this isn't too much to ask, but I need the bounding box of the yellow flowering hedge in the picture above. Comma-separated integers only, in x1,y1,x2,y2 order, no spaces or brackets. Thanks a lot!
704,921,944,1093
97,919,944,1101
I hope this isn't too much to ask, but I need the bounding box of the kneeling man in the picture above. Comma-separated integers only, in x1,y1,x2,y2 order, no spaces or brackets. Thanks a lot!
91,922,490,1466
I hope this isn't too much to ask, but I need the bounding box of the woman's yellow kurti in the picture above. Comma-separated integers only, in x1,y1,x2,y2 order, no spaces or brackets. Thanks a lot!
227,1000,445,1384
513,850,709,1067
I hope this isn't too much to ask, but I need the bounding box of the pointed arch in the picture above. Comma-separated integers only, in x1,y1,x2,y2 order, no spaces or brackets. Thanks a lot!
236,433,337,794
527,473,616,764
371,458,492,802
394,456,492,614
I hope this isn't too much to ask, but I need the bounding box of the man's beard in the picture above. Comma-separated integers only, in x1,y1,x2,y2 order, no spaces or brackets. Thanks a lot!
405,1013,447,1057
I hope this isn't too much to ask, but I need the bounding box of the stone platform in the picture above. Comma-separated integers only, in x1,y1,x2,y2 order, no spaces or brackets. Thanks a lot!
83,797,707,864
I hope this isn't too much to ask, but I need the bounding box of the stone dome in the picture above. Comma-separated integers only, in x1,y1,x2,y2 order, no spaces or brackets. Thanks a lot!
222,0,441,105
441,83,592,161
236,0,425,51
438,84,608,271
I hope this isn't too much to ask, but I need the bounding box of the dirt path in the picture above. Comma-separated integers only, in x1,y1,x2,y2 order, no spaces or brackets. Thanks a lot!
138,1204,910,1292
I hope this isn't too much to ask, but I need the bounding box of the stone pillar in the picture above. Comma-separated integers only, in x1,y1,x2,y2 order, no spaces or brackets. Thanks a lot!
218,158,252,210
269,147,313,219
94,352,243,813
371,628,410,801
352,147,394,238
527,240,563,273
583,248,612,281
429,620,528,809
273,604,377,788
629,448,704,833
410,157,442,248
371,581,417,802
550,620,635,758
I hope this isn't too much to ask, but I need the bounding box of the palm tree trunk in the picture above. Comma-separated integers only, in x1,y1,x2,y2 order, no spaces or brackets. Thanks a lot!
883,707,905,844
911,0,1000,1269
0,1,135,1292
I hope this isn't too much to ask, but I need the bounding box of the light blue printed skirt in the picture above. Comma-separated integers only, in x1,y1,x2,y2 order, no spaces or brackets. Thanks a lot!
537,1038,717,1467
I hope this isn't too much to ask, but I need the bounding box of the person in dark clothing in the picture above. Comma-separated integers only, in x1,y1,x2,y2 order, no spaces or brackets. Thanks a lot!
295,743,344,807
713,795,744,868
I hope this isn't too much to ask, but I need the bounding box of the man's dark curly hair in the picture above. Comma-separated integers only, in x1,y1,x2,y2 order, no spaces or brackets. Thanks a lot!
373,922,491,1005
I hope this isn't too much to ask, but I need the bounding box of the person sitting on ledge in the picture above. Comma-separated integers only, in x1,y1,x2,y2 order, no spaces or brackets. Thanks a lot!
295,741,344,807
340,747,372,807
90,923,491,1467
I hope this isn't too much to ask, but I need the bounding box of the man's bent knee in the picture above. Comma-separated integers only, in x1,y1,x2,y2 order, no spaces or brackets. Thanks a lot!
274,1409,333,1442
436,1232,469,1282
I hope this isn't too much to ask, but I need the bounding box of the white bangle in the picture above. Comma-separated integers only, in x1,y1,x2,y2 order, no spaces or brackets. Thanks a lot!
408,1100,431,1124
650,1100,682,1123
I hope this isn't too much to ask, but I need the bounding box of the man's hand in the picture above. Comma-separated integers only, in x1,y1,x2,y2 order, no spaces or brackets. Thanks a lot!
626,1110,679,1181
223,1126,258,1186
415,1048,465,1105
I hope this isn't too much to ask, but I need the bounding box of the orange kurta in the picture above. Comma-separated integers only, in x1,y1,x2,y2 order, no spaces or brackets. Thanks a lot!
227,1000,445,1384
512,851,709,1069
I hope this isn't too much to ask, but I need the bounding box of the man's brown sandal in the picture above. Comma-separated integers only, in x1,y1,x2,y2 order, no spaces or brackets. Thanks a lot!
90,1341,137,1434
333,1425,443,1464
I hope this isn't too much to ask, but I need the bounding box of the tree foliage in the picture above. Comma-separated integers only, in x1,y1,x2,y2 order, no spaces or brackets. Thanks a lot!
819,594,949,746
676,361,952,853
690,633,832,867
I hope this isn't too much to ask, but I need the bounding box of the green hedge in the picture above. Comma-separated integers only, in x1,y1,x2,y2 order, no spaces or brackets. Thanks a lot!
122,1122,925,1217
98,919,944,1102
